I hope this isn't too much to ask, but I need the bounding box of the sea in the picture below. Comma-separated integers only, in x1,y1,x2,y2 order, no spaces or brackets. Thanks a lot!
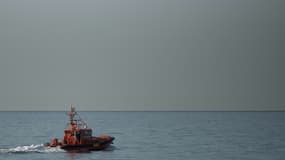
0,111,285,160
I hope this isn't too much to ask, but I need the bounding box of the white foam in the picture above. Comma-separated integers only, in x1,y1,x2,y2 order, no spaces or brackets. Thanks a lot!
0,144,65,153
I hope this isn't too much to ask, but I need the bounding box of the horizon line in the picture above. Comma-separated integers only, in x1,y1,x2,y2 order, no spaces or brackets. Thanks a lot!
0,109,285,112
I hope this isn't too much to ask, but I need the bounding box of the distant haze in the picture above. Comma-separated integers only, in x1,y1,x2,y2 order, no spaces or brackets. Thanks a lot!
0,0,284,111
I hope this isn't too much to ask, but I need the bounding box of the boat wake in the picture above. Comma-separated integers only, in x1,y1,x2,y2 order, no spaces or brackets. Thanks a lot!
0,144,65,154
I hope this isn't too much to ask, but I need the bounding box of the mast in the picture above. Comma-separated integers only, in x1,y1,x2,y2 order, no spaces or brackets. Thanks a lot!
69,105,76,124
68,105,78,131
67,105,88,130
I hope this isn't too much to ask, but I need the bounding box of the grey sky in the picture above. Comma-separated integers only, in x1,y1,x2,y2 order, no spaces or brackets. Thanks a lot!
0,0,284,111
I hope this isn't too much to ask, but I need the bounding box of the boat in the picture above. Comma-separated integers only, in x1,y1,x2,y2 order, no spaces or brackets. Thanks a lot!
45,105,114,152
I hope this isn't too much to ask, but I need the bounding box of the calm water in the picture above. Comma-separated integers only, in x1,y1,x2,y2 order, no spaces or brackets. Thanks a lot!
0,111,285,160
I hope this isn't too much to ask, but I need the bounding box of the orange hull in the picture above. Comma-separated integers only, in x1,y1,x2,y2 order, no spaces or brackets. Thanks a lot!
50,136,115,151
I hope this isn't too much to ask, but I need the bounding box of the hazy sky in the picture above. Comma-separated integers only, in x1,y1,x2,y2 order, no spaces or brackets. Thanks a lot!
0,0,284,111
